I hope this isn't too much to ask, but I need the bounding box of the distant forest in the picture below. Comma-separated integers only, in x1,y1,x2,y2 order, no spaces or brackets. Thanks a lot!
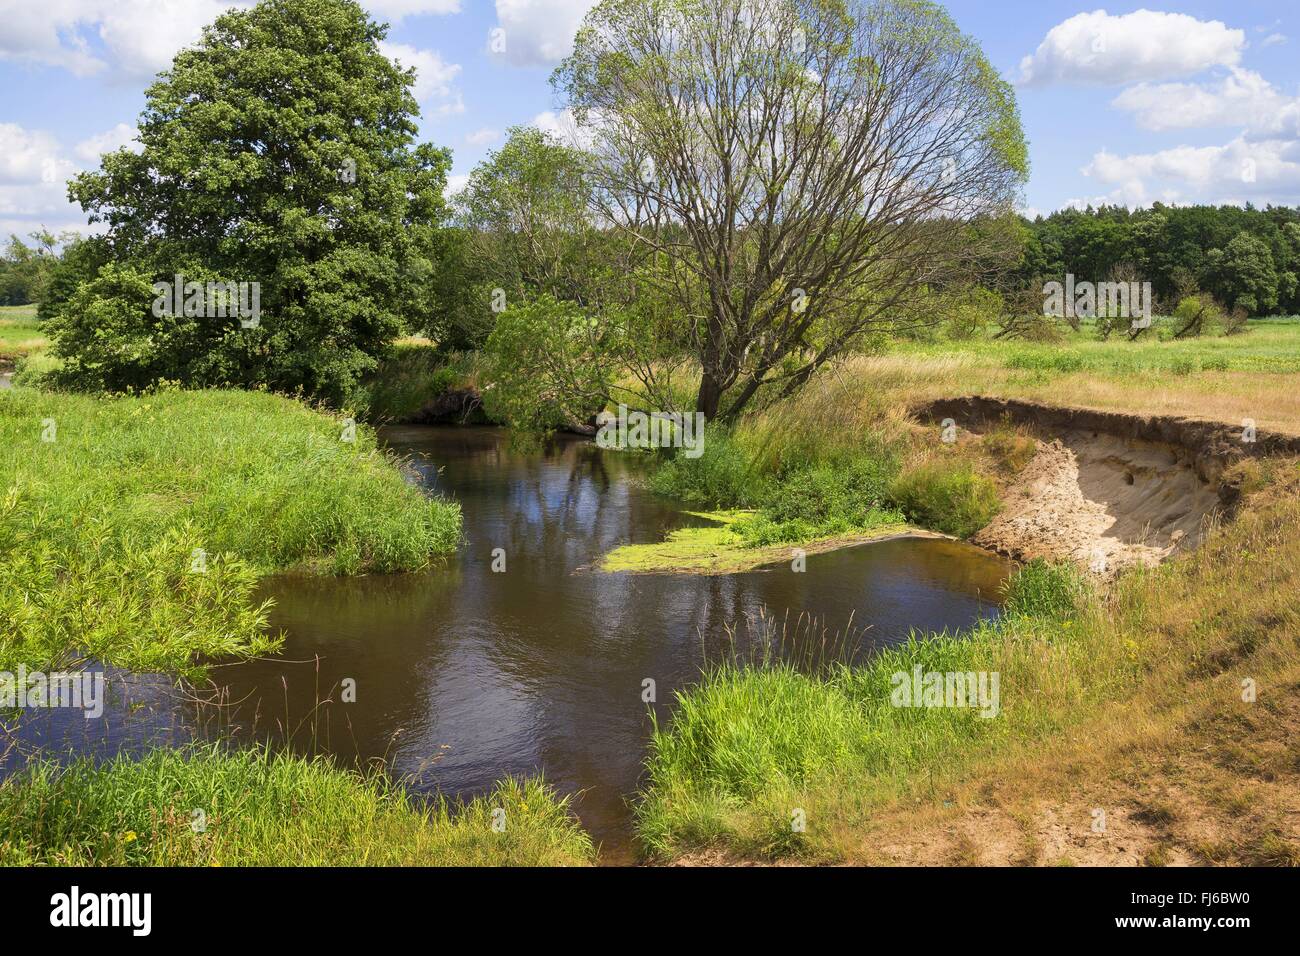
1009,203,1300,317
6,202,1300,320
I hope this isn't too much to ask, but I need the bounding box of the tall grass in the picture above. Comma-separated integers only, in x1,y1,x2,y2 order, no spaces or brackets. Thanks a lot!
0,386,461,676
0,745,593,866
357,345,486,423
0,304,45,361
888,457,1001,538
635,559,1117,859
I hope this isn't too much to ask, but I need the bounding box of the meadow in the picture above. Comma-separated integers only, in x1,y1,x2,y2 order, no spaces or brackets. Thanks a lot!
0,304,45,363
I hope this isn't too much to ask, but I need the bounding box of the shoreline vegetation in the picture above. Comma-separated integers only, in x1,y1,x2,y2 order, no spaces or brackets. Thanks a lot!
6,319,1300,866
0,386,462,678
0,746,593,866
3,0,1299,870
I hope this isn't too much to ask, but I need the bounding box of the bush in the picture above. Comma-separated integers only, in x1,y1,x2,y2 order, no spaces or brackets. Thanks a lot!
481,294,617,433
650,428,768,508
888,458,1000,537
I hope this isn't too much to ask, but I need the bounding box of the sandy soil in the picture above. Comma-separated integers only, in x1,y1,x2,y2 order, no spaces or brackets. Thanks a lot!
974,432,1221,576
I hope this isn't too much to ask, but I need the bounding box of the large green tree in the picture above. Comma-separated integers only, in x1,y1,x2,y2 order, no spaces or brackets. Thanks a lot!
557,0,1028,421
52,0,450,402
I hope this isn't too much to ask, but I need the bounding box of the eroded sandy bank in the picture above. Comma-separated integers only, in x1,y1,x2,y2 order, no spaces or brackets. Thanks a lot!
915,396,1300,575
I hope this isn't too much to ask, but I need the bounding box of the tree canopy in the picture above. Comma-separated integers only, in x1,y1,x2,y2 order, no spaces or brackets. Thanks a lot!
48,0,450,402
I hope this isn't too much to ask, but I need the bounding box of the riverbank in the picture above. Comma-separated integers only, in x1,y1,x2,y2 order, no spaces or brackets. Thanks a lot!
646,463,1300,864
0,385,461,677
0,746,593,866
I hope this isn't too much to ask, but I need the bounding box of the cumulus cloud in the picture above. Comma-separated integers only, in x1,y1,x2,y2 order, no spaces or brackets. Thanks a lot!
1079,138,1300,207
1111,68,1296,134
0,2,460,79
366,0,460,19
1018,9,1244,87
465,128,501,146
74,123,140,162
0,0,250,79
377,41,464,116
0,122,91,235
531,108,597,149
489,0,596,67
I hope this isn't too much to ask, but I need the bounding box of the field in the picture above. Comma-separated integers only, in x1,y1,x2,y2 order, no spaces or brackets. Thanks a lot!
0,304,45,363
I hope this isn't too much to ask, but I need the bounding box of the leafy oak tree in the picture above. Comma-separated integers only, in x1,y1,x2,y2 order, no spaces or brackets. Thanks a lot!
556,0,1028,421
50,0,450,402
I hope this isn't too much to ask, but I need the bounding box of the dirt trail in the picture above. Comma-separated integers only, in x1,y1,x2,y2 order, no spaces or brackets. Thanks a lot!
915,396,1300,574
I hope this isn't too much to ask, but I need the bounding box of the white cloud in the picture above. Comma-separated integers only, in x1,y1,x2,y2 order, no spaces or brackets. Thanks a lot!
74,122,140,162
1261,33,1287,48
531,108,596,149
1080,138,1300,207
0,2,462,79
0,1,250,79
444,173,470,199
0,124,77,187
377,41,464,116
365,0,460,19
1018,10,1244,87
465,128,501,146
489,0,596,67
1111,68,1296,133
0,123,88,235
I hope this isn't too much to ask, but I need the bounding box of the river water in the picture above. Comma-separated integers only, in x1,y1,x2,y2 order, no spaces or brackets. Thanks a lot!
7,425,1015,860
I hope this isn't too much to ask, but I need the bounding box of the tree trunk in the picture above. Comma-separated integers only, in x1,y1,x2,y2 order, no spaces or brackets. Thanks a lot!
696,371,722,422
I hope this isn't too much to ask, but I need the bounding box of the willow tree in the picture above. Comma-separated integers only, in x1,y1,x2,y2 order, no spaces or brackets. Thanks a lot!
556,0,1028,421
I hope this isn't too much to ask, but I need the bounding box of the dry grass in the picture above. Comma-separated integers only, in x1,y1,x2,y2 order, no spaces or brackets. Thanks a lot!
839,352,1300,437
819,465,1300,866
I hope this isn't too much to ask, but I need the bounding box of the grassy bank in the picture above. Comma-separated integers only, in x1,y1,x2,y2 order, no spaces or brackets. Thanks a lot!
0,304,45,363
0,386,461,676
0,745,593,866
636,461,1300,864
358,344,487,423
602,390,1023,572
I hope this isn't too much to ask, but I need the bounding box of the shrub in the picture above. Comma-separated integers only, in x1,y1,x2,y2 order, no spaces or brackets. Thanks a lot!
481,294,617,433
650,428,768,508
888,458,1000,537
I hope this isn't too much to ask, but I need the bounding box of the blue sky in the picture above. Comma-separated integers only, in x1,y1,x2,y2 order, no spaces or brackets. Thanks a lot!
1,1,1298,238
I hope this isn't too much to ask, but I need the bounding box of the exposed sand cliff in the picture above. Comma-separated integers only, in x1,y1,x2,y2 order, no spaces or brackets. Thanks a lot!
915,396,1300,575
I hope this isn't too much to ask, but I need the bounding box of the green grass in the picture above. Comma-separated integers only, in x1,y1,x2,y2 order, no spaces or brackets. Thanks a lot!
0,745,593,866
0,304,45,361
634,561,1109,859
888,456,1001,538
0,386,461,676
358,344,486,423
895,316,1300,375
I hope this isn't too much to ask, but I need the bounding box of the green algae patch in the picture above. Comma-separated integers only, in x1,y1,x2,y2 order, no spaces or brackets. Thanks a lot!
599,510,937,574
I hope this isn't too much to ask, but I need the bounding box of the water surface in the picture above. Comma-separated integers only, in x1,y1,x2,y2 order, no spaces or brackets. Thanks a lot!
7,425,1015,859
